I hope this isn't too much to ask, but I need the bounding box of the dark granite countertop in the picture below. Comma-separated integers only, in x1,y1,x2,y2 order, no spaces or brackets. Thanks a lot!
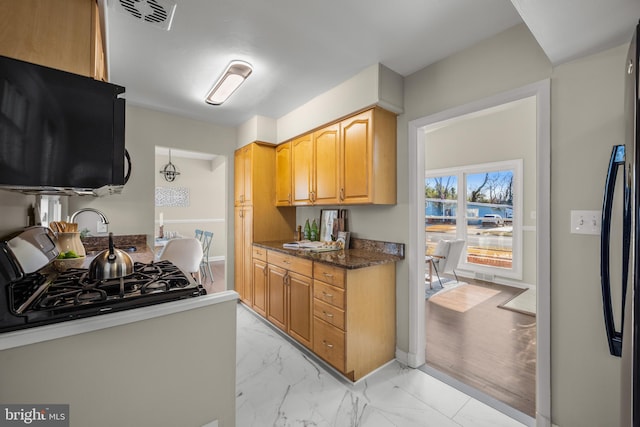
253,238,404,270
80,234,154,264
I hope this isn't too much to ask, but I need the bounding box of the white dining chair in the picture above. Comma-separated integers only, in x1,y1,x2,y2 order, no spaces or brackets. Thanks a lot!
200,231,214,282
429,239,465,286
158,237,204,284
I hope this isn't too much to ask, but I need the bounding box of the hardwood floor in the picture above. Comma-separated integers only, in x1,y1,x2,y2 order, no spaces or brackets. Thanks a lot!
425,277,536,417
201,260,226,294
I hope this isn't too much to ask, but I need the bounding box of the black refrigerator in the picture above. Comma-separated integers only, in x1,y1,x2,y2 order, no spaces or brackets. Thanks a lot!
601,20,640,427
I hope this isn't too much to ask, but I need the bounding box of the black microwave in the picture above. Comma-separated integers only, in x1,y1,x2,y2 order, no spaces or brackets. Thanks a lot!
0,55,127,196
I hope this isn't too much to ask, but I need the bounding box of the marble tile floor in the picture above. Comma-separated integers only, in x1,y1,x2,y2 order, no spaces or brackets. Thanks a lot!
236,304,526,427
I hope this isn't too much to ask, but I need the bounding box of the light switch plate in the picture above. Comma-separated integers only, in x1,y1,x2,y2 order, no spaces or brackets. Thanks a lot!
570,210,601,235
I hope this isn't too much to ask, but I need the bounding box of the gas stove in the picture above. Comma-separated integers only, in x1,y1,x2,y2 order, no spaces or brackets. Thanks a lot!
1,260,206,333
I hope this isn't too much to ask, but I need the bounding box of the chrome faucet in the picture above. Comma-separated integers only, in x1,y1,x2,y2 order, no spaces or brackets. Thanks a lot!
70,208,109,224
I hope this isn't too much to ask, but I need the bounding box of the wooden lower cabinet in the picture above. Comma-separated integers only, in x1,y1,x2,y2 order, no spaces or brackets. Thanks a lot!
266,264,287,331
312,262,396,381
252,262,268,318
287,271,313,347
235,207,253,305
252,245,396,381
266,251,313,349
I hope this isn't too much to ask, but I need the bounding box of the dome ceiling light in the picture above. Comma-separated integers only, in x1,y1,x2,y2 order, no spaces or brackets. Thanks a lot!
205,60,253,105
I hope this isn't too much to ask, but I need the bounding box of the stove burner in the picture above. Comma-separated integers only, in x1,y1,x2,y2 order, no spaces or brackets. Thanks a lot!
142,280,170,293
76,289,107,304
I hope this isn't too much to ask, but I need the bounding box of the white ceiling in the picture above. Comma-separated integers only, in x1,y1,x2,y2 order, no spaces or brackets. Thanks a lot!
102,0,640,128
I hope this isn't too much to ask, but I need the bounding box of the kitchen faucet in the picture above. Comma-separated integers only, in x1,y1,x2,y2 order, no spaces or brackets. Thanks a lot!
70,208,110,225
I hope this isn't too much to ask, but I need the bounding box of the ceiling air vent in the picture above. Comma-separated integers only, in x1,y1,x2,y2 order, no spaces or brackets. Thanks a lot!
116,0,177,31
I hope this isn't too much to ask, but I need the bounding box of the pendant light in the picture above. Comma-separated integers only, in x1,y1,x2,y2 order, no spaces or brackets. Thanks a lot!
159,149,181,182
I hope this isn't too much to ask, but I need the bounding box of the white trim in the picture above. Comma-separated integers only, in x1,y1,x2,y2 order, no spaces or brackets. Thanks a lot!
407,79,551,426
155,218,225,224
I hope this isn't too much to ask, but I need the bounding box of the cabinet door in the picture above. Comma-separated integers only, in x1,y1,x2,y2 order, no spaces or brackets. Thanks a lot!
241,207,253,305
234,149,244,206
242,145,253,205
292,133,313,205
234,145,252,206
91,1,107,81
340,110,373,204
313,124,340,205
252,259,268,317
0,0,94,77
275,142,292,206
288,271,313,349
267,265,287,331
234,207,245,299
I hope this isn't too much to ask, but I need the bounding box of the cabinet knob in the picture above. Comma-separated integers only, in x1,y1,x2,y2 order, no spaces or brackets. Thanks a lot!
323,311,334,318
322,291,333,299
322,340,334,349
340,188,345,201
323,273,333,278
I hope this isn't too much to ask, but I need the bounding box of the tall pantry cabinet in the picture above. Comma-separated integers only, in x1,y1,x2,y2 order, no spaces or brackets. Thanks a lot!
234,142,296,305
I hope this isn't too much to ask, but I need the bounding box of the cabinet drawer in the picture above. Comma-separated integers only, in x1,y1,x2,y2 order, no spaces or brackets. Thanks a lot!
313,281,345,310
313,318,345,372
252,246,267,261
314,298,345,330
313,263,345,288
267,250,313,276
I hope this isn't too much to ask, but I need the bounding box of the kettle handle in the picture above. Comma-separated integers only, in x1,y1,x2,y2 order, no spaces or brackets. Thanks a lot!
108,232,116,261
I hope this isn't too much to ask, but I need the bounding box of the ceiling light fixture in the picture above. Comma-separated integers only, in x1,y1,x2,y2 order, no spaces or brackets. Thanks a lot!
205,60,253,105
159,149,181,182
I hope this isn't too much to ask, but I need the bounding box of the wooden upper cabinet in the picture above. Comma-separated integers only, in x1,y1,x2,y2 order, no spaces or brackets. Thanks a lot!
339,108,397,205
234,145,253,206
91,0,107,81
292,133,313,205
0,0,107,80
313,123,340,205
282,107,397,206
275,142,292,206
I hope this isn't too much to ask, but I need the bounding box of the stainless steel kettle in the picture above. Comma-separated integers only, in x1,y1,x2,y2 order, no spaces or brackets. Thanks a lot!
88,233,133,280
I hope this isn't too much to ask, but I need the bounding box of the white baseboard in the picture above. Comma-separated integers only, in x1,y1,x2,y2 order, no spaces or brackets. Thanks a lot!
204,256,225,262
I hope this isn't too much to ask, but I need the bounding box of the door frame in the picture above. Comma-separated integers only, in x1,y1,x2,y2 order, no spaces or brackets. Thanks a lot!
406,80,551,427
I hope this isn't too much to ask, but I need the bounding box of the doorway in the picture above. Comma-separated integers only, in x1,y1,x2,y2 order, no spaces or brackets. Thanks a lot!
407,81,550,427
154,146,227,292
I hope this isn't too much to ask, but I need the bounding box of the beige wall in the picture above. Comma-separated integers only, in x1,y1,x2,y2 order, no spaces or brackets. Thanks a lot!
0,191,34,235
155,153,227,259
0,300,238,427
549,44,627,427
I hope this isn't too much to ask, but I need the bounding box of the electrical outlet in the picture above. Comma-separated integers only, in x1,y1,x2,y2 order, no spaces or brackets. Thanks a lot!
570,210,601,235
97,221,108,233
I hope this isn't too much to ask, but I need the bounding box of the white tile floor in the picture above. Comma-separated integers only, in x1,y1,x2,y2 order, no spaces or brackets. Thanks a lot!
236,304,526,427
